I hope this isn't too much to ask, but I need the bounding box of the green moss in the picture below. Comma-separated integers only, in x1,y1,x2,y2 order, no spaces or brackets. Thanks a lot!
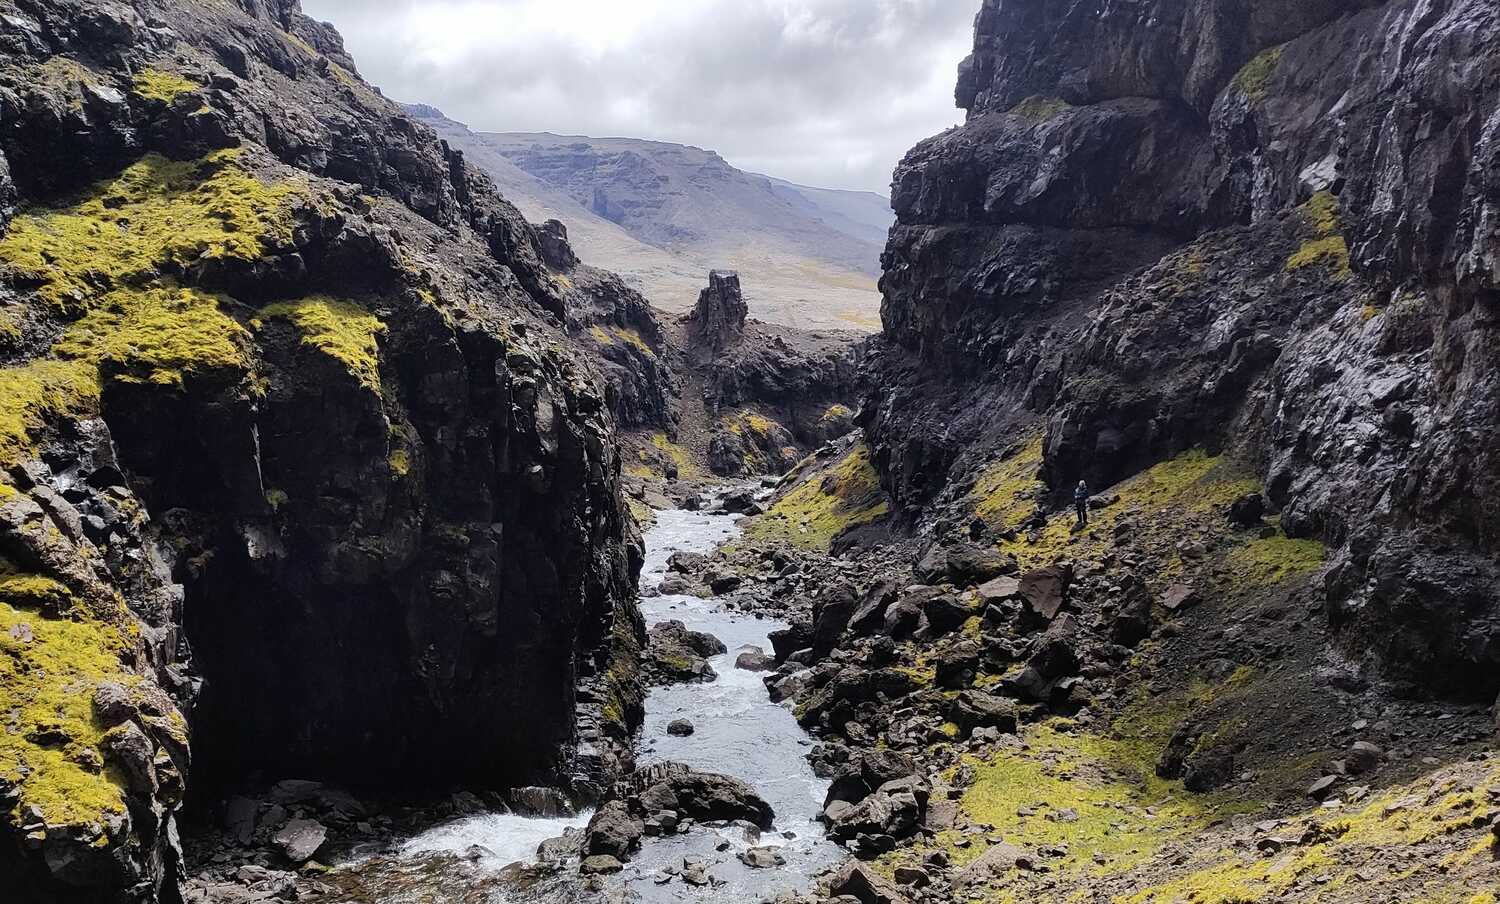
972,435,1046,529
265,488,289,511
1286,191,1352,278
600,616,643,737
0,150,304,315
53,287,249,389
1222,534,1325,588
648,432,702,479
0,359,100,467
254,297,386,391
820,403,853,424
995,449,1261,576
0,573,79,612
0,597,135,828
1008,95,1072,122
745,442,889,551
1234,46,1284,102
131,68,200,104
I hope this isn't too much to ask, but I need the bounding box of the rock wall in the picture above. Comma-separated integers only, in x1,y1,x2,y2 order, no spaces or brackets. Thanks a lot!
869,0,1499,697
0,1,643,900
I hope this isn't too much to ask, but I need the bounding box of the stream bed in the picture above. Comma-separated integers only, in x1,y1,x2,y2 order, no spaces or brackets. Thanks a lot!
326,504,840,902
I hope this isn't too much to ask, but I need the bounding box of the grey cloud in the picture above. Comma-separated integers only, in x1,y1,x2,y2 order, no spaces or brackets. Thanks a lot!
299,0,974,193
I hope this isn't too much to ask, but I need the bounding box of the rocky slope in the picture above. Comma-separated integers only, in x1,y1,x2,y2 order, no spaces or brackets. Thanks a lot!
868,0,1500,705
0,1,645,901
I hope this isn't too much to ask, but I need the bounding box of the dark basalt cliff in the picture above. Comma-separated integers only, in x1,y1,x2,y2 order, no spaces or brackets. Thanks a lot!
868,0,1499,698
0,1,643,901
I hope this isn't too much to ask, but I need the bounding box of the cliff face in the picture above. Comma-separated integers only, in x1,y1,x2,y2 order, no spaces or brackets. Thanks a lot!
869,0,1499,697
0,1,642,900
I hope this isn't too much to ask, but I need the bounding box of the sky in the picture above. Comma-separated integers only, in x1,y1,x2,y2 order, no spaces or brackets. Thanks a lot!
298,0,976,195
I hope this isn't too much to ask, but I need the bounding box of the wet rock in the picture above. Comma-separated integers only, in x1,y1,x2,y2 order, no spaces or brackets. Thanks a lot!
645,621,726,684
509,787,574,817
666,719,695,737
272,819,327,864
580,854,624,875
768,622,813,663
635,763,774,827
736,647,774,671
584,800,643,859
739,845,785,868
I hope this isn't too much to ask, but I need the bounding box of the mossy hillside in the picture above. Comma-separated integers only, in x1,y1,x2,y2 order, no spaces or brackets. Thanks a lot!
1286,190,1352,278
745,442,889,551
972,434,1046,528
254,297,387,391
648,432,702,480
1120,760,1500,904
0,358,101,468
985,448,1268,581
0,585,138,830
54,286,251,389
0,150,305,315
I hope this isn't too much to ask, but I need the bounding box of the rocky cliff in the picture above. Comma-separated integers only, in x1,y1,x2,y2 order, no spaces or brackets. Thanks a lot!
0,1,643,901
867,0,1499,702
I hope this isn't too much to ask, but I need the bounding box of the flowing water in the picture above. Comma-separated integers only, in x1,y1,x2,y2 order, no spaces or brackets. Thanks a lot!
327,503,840,902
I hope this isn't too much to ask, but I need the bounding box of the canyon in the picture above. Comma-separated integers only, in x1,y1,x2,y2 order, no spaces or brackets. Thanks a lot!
1,1,1498,903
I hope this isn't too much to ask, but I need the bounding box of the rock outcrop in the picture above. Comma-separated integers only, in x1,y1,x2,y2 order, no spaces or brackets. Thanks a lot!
0,1,644,900
866,0,1500,698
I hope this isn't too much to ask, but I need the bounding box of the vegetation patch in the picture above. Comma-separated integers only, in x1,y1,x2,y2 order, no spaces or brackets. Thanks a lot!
1008,95,1072,122
0,359,100,467
1234,46,1284,102
254,297,387,391
746,442,889,551
0,590,135,830
820,403,853,424
131,67,200,104
648,432,701,479
1286,191,1352,278
55,287,250,389
1223,534,1326,588
0,150,303,315
972,434,1046,528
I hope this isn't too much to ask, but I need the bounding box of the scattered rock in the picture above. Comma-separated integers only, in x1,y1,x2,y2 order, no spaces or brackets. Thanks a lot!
1162,583,1201,613
272,820,327,864
666,719,696,737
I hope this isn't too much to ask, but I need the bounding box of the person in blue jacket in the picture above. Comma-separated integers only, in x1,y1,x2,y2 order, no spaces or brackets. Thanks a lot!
1074,480,1091,528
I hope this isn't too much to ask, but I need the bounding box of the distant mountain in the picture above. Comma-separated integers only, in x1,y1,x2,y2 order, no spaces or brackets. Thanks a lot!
409,107,889,331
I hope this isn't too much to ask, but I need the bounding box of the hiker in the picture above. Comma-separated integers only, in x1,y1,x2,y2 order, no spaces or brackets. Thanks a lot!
1075,479,1090,528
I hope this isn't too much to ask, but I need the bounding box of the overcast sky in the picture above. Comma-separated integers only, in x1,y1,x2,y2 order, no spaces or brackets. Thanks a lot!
299,0,975,195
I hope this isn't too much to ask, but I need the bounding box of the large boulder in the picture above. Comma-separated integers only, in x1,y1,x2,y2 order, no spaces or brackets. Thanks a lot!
644,621,725,684
812,582,859,655
829,861,910,904
634,764,774,828
584,800,643,859
1018,565,1072,622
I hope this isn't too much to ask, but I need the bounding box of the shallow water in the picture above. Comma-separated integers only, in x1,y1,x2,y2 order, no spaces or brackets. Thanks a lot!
329,503,839,902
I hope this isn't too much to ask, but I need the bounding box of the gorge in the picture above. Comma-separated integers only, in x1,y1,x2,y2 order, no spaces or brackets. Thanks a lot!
2,1,1498,903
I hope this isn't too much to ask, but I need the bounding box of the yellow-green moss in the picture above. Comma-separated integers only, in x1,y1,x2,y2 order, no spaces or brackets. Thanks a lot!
0,573,78,612
1008,95,1072,122
254,297,386,391
0,359,101,468
131,68,200,104
1234,46,1284,102
0,598,134,827
649,432,702,480
588,324,656,358
995,448,1260,575
1286,191,1352,278
745,443,889,551
0,150,304,315
53,287,250,389
972,435,1046,528
1223,534,1326,588
820,403,853,424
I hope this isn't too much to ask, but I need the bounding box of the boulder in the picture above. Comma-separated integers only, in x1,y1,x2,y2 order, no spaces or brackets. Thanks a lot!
272,819,327,864
767,622,813,663
1345,741,1384,775
645,621,725,684
1018,565,1071,621
638,765,774,827
917,542,1012,586
735,647,774,671
739,846,785,868
954,842,1032,887
882,599,923,639
933,639,982,688
976,576,1022,606
848,582,899,636
580,854,624,875
1162,583,1200,613
829,860,910,904
1029,614,1080,679
1110,583,1153,648
948,691,1018,736
666,719,695,737
1227,493,1266,527
584,800,643,858
922,594,974,636
509,786,574,817
813,582,859,654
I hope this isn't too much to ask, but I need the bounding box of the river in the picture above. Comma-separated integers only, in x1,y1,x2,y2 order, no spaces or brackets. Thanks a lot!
325,502,840,902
